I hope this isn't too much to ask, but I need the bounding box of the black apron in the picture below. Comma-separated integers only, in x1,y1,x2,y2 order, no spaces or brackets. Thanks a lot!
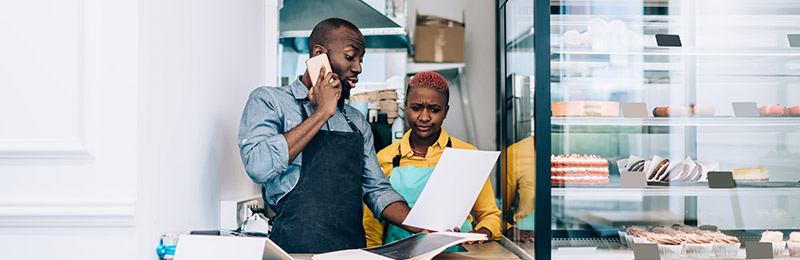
269,103,366,253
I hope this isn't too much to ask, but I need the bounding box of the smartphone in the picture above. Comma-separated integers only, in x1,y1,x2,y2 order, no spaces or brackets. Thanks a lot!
305,53,332,87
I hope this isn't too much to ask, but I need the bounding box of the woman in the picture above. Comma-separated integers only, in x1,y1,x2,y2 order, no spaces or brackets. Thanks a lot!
362,71,502,248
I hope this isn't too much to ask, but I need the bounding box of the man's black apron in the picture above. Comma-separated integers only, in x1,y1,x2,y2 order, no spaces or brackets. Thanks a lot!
269,102,366,253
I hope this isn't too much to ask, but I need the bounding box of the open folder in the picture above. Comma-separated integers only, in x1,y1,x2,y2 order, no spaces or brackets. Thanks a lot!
311,232,487,260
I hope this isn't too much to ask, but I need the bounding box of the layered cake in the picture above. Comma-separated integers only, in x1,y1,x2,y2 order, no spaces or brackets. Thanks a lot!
730,167,769,182
653,106,691,117
551,154,609,185
552,101,620,117
760,105,786,116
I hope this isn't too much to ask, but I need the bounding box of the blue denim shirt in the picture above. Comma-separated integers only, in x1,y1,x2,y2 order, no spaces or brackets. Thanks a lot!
238,78,406,221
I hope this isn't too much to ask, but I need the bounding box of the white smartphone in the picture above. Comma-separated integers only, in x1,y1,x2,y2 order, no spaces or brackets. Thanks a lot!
305,53,332,87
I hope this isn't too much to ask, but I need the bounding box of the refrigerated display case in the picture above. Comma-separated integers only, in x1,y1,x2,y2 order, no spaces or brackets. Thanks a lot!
498,0,800,259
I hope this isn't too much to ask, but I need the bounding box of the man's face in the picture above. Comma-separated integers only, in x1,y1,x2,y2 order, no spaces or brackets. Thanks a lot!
326,27,365,100
405,87,449,141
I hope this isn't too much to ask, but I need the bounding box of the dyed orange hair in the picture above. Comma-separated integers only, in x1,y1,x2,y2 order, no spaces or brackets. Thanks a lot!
407,71,449,104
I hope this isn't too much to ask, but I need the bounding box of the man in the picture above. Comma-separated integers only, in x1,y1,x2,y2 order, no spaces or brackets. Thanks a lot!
238,18,423,253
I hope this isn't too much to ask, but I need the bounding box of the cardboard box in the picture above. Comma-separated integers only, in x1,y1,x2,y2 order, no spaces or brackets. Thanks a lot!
413,13,465,63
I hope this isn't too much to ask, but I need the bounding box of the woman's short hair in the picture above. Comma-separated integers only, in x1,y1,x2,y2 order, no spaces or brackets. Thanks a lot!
406,71,449,104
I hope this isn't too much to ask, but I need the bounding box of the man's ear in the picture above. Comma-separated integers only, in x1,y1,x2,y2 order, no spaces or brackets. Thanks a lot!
443,105,450,119
311,45,327,56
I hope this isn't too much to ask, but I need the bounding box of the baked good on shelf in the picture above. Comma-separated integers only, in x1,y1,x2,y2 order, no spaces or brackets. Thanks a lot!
552,101,620,117
790,106,800,116
653,106,691,117
760,104,785,116
551,154,609,185
691,105,716,117
789,232,800,257
730,167,769,182
761,230,786,257
655,235,683,259
648,159,670,181
685,235,713,259
712,235,741,258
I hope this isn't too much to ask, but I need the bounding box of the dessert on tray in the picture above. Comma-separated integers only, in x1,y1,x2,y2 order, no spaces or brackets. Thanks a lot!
617,155,719,184
552,101,620,117
551,154,609,185
730,167,769,182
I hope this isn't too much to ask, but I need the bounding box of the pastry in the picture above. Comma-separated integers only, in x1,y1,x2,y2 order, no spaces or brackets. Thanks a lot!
656,235,683,259
653,106,691,117
789,232,800,257
551,154,609,185
712,235,741,258
730,167,769,182
650,160,671,181
691,105,716,117
761,230,786,257
790,106,800,116
760,104,785,116
685,235,713,259
627,160,646,172
552,101,620,117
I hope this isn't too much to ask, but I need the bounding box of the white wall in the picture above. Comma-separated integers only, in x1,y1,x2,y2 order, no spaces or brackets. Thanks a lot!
136,0,274,259
0,0,276,258
406,0,497,151
0,0,139,258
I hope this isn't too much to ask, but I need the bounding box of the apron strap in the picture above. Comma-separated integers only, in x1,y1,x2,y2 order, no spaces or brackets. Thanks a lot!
299,100,360,133
392,137,452,168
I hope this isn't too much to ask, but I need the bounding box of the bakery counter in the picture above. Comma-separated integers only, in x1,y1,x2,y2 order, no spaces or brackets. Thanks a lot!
288,241,522,260
552,186,800,197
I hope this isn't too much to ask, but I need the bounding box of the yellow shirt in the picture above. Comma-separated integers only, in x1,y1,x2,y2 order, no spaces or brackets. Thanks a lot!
505,136,535,229
362,129,502,247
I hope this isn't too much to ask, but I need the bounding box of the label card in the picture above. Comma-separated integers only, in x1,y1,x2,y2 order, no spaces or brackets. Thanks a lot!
789,34,800,47
732,102,759,117
557,246,596,255
621,172,647,188
622,102,649,118
708,171,735,189
746,241,774,259
632,243,660,260
655,34,682,47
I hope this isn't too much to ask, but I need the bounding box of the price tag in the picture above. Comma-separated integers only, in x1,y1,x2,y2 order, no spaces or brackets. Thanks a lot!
789,34,800,47
655,34,682,47
621,172,647,188
746,241,773,259
632,243,659,260
708,171,735,189
732,102,759,117
622,102,649,118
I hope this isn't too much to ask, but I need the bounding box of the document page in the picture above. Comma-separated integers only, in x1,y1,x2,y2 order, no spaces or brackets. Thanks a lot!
402,148,500,231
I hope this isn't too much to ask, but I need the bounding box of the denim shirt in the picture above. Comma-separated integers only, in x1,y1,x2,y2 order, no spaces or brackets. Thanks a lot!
238,78,405,221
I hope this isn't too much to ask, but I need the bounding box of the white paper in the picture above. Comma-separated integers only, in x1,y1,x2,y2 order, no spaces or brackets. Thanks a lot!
402,148,500,231
173,235,295,260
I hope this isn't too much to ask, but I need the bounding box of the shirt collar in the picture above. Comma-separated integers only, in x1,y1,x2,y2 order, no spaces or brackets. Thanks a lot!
289,76,310,100
399,129,451,158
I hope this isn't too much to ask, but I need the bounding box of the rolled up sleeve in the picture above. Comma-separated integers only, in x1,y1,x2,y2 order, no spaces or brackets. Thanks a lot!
359,119,405,222
238,88,290,184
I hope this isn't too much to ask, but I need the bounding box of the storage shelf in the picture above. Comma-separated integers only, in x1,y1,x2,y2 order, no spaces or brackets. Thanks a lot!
405,61,464,75
552,186,800,197
551,117,800,127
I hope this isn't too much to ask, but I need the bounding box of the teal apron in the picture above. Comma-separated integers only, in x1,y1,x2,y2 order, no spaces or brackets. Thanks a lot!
384,139,471,252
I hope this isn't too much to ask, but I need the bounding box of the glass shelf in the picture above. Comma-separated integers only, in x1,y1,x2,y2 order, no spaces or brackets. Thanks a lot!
552,186,800,197
551,117,800,127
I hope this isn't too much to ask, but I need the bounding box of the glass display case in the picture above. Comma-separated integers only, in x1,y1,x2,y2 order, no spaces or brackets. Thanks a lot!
498,0,800,259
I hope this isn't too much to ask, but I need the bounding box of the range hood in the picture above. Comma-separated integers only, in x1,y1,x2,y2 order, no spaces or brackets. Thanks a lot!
279,0,412,53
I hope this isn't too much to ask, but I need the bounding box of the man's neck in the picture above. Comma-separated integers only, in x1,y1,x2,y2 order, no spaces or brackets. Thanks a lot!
300,70,312,90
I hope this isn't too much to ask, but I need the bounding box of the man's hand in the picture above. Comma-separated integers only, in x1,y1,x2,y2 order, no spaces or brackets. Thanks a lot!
381,202,436,234
505,227,534,243
308,67,340,118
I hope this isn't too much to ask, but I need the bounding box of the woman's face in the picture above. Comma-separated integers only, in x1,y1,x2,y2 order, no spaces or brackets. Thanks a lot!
405,87,449,141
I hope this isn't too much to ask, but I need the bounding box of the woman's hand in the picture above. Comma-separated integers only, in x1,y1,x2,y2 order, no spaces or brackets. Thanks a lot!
505,227,534,243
